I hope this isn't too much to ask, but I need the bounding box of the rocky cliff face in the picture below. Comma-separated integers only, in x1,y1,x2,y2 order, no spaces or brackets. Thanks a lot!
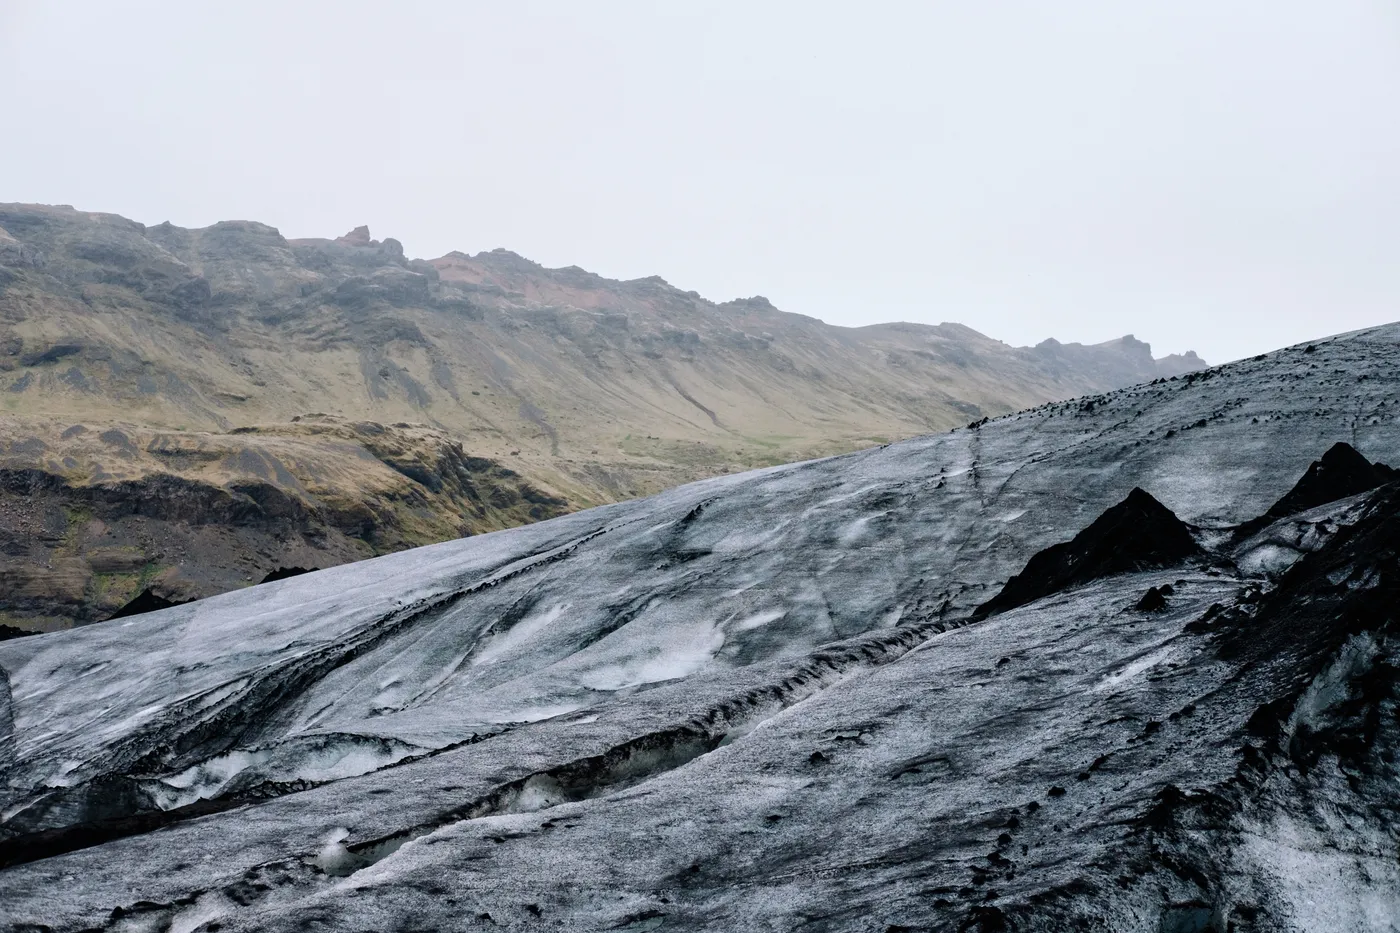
0,323,1390,932
0,203,1204,630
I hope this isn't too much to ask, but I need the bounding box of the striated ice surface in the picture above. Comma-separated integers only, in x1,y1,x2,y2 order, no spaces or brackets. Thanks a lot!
1,324,1399,931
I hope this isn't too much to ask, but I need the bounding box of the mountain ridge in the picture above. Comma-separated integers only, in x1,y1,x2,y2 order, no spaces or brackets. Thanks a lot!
0,202,1204,629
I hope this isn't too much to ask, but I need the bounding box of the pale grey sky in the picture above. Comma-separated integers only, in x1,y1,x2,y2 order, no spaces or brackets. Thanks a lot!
2,1,1398,363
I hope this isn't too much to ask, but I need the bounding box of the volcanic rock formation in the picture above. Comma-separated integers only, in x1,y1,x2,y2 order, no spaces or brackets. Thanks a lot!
1234,440,1397,539
973,486,1202,618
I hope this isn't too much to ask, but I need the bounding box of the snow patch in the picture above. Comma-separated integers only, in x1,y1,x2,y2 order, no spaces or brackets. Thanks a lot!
578,627,725,691
1092,644,1175,693
153,735,424,808
733,610,786,633
314,827,365,877
472,602,567,667
1238,543,1302,577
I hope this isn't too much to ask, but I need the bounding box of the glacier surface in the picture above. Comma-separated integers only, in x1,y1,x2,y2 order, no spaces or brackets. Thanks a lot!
1,325,1399,931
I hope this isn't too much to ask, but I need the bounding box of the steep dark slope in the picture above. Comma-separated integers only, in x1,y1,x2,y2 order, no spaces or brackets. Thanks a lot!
0,324,1393,932
0,418,565,630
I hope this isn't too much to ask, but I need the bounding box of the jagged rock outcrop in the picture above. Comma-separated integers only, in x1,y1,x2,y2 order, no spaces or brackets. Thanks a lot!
105,588,191,620
973,486,1201,618
259,567,312,584
1234,441,1397,539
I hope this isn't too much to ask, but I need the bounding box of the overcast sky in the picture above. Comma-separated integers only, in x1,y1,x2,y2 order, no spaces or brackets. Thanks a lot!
2,2,1397,363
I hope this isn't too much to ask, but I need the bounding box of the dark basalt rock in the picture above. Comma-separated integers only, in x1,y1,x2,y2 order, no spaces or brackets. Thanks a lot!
0,790,242,871
1119,484,1400,892
1218,481,1400,682
1136,585,1170,612
974,488,1200,618
1157,901,1216,933
106,589,193,621
1236,441,1397,538
0,625,34,642
260,567,313,584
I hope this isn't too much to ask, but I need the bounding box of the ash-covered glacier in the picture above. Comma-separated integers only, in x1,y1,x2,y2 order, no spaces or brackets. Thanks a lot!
2,325,1400,932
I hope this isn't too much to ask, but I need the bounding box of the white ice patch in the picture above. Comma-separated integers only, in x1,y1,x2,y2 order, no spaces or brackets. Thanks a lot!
42,758,87,788
839,516,875,545
1237,806,1400,932
1194,528,1235,550
1238,543,1303,577
488,701,584,724
1092,644,1175,693
1291,634,1379,734
155,737,422,808
168,891,234,933
733,610,786,633
313,827,364,877
996,509,1027,523
472,602,567,667
161,748,271,792
511,774,568,812
579,625,726,692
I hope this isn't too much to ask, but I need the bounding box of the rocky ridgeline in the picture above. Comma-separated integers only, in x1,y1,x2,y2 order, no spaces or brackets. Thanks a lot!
0,203,1207,631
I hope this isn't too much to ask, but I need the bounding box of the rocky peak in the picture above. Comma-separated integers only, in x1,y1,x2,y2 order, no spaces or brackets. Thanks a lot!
1028,332,1206,381
719,295,779,313
1235,441,1398,539
974,486,1202,618
337,225,374,247
1104,334,1154,360
475,248,541,270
